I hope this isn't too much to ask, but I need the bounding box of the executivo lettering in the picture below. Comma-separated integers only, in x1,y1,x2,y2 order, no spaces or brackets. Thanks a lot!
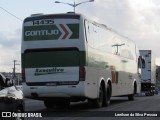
35,67,64,76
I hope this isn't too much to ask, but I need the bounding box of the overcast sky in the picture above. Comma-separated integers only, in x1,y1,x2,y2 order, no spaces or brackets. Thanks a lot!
0,0,160,72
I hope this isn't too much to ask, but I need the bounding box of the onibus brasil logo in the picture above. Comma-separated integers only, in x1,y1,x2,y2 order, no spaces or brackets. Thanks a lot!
35,67,64,76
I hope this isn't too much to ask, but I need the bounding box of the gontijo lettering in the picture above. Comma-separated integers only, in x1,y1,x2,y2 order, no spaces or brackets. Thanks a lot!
23,23,79,41
25,30,59,36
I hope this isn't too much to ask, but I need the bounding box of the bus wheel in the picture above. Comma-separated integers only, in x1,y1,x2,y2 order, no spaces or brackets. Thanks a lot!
128,94,134,101
103,84,111,106
128,83,136,101
57,99,70,108
44,100,54,109
92,84,104,108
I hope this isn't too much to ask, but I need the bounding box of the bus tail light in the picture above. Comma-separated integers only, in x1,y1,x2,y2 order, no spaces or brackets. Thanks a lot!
22,68,26,82
79,66,86,81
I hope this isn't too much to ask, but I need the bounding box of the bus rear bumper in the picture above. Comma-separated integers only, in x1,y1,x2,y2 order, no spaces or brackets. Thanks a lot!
23,82,88,99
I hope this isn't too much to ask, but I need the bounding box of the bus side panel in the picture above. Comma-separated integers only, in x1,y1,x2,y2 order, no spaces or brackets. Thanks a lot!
84,20,140,97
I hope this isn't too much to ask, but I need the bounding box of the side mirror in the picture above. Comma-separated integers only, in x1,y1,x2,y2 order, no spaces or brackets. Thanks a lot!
138,56,145,69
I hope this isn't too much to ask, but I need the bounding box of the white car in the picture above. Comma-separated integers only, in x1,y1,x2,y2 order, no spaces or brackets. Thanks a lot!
0,73,24,120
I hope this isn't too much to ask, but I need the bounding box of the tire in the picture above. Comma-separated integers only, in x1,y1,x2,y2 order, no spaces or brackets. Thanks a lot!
128,83,136,101
92,85,104,108
44,99,70,109
128,94,134,101
57,99,70,108
145,93,149,96
44,100,54,109
151,91,154,96
103,84,111,106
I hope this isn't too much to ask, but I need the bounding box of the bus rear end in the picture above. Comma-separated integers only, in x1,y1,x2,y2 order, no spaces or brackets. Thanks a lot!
21,14,87,104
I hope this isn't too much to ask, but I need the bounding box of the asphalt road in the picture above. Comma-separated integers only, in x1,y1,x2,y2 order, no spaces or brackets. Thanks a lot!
24,94,160,120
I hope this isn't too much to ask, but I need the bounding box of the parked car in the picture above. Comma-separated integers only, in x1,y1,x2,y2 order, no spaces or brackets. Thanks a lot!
0,73,24,119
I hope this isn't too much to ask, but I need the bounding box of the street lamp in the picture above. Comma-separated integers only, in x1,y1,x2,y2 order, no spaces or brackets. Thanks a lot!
55,0,94,12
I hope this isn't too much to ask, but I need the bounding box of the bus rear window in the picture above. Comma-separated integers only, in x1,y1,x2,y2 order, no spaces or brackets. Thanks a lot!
23,49,80,68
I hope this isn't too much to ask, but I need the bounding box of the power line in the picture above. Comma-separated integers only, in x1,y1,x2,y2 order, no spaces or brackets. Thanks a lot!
0,6,22,21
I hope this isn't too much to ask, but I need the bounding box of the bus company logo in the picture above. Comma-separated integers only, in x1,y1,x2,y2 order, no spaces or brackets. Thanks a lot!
24,23,79,41
35,67,64,76
25,29,60,36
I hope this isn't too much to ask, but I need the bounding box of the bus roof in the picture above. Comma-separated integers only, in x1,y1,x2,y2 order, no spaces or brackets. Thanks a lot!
24,13,81,22
23,13,135,44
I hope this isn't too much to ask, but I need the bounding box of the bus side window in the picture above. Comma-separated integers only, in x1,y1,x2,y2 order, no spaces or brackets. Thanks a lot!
138,56,145,69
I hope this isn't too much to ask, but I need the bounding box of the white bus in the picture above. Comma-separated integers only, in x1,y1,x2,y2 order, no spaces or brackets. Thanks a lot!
22,13,143,108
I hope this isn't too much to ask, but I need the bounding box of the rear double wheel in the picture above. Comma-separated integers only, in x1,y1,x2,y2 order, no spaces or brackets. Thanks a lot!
44,100,54,109
92,85,103,108
91,83,111,108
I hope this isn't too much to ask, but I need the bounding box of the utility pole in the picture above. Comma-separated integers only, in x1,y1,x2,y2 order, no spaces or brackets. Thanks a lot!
13,60,19,78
